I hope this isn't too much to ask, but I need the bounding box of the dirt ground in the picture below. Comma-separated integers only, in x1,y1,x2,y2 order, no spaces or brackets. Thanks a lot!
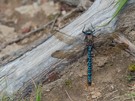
1,0,135,101
39,46,134,101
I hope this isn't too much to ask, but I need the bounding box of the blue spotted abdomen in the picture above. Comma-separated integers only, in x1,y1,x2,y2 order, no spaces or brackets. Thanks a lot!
87,46,92,85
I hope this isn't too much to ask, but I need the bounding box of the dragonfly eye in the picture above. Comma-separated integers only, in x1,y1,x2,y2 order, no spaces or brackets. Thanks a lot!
87,31,92,35
83,30,93,35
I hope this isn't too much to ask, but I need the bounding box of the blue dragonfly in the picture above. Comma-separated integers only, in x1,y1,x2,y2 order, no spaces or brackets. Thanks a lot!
51,26,95,85
82,27,95,85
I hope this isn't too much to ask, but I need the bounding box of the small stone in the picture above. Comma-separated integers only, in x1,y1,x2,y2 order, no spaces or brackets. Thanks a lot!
77,69,87,77
129,31,135,36
61,10,66,16
21,0,28,5
116,68,121,73
4,9,13,17
91,91,101,99
15,3,41,17
20,38,29,44
21,22,32,34
49,1,54,6
45,89,51,92
94,56,108,67
78,0,93,10
0,25,18,42
69,72,73,76
78,71,83,77
41,1,60,16
110,85,115,90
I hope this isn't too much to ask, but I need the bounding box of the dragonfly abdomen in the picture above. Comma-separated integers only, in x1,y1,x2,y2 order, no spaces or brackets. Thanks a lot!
87,46,92,85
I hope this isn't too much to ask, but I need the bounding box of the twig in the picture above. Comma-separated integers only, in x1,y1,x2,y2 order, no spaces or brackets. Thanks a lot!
60,8,78,21
31,78,37,89
58,8,80,29
50,14,60,31
103,90,118,100
65,89,74,101
132,96,135,101
110,96,121,101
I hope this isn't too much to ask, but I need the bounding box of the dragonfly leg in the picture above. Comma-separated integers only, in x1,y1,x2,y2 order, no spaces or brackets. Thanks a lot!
82,47,87,56
90,23,95,32
92,45,100,54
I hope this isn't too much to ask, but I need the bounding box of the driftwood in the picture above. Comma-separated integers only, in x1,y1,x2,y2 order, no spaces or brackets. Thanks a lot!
0,0,134,96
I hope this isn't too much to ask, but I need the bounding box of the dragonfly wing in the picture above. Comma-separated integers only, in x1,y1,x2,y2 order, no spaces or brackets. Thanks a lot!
53,31,82,45
51,50,71,59
51,29,86,59
51,43,86,60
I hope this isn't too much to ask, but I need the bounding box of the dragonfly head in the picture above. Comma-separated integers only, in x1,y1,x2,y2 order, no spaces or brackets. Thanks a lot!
82,29,94,35
82,24,95,35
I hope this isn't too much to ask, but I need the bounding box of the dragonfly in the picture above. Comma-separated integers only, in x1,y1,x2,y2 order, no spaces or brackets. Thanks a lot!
82,27,94,85
51,26,95,85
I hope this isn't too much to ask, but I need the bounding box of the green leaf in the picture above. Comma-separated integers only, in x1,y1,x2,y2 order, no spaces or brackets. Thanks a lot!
98,0,128,27
36,86,41,101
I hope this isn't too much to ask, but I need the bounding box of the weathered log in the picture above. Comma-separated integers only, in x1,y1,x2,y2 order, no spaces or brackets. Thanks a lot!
0,0,134,96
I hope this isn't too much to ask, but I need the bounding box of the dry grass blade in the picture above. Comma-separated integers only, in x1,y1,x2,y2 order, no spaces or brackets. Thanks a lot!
65,89,74,101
